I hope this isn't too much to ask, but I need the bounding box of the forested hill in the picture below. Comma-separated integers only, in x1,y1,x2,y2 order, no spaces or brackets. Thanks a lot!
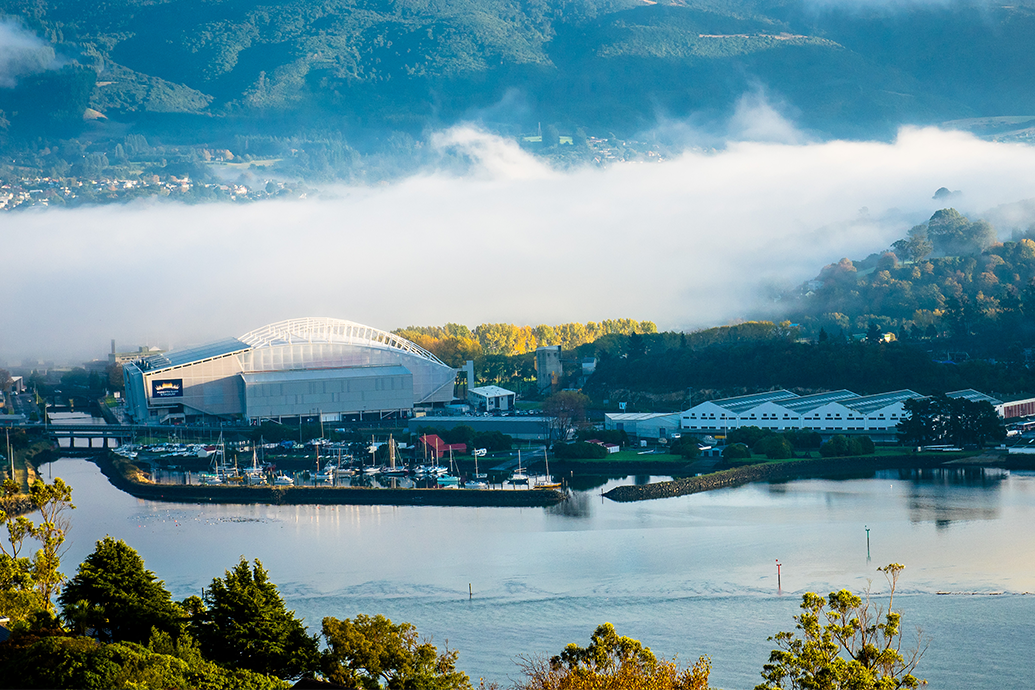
579,206,1035,406
584,335,1035,403
4,0,1035,147
781,205,1035,348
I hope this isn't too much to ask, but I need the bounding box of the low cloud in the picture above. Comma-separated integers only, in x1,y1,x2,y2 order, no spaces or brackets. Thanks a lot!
5,123,1035,365
727,91,807,145
0,20,57,88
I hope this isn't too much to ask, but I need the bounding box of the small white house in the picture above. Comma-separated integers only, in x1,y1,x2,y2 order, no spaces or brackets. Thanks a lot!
467,385,516,412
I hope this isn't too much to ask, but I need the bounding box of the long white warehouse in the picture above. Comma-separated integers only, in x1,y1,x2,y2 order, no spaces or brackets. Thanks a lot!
681,389,925,440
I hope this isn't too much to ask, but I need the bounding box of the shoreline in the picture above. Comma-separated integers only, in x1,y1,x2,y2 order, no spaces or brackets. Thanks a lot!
89,451,567,508
36,446,1033,508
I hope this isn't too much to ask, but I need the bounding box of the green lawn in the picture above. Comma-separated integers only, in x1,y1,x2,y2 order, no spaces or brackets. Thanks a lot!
563,449,686,463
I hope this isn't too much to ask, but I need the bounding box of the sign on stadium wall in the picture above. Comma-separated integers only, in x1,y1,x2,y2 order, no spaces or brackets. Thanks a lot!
152,379,183,398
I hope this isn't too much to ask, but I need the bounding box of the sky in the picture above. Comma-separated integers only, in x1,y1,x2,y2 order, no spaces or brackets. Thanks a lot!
5,101,1035,366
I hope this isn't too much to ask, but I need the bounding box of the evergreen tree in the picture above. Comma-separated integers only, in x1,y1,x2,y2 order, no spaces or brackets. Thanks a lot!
59,536,183,644
190,557,319,680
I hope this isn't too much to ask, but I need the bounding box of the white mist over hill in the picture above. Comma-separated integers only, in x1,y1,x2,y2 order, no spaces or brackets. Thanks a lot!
0,19,58,87
5,113,1035,365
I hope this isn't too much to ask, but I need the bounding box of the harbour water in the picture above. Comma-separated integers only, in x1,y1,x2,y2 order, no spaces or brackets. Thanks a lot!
41,458,1035,689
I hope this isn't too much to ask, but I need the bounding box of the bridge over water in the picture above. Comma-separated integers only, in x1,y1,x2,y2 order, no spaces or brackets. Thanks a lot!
3,422,237,449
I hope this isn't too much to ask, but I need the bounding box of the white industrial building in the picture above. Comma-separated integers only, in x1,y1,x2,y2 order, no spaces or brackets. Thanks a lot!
680,389,926,441
604,412,680,439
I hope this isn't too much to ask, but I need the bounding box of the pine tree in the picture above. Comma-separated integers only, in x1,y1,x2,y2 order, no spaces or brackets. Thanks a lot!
59,536,182,643
190,557,319,680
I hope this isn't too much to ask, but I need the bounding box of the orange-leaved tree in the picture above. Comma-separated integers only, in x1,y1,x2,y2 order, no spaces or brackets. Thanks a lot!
518,622,710,690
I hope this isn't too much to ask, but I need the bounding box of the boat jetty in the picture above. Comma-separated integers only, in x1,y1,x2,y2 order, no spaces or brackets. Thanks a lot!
101,437,567,508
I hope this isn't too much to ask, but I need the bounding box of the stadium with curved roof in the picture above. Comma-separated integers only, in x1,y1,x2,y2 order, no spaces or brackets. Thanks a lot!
123,318,457,424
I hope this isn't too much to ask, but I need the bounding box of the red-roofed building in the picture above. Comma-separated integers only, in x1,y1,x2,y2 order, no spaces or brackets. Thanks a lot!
419,434,467,460
585,439,620,454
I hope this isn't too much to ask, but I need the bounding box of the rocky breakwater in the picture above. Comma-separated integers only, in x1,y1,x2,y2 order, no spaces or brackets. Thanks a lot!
603,454,956,502
96,452,565,508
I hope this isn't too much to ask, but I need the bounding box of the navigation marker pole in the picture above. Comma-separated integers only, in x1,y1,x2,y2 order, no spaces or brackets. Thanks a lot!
866,525,871,562
776,559,782,594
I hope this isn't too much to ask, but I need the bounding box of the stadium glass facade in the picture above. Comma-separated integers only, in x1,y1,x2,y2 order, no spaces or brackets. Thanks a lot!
123,318,456,424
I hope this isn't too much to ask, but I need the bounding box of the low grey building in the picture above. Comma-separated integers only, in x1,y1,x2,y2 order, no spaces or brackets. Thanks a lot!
605,412,680,439
410,415,553,441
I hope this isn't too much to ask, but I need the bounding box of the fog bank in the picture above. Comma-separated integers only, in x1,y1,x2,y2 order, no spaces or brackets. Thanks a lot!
0,20,57,88
5,125,1035,365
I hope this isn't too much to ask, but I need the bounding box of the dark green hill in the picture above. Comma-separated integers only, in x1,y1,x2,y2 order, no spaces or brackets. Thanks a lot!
780,207,1035,351
4,0,1035,145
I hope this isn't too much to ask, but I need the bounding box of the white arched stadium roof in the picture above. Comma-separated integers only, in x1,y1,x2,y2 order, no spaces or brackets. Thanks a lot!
238,317,446,366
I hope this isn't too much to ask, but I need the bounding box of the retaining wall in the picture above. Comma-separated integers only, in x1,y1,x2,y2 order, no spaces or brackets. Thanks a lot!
603,454,964,502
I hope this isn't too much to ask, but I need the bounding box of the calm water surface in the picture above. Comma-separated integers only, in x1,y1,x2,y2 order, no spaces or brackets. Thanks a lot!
43,459,1035,689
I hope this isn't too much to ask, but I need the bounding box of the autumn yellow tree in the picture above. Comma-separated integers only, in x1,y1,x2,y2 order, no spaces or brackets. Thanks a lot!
396,319,658,360
517,623,710,690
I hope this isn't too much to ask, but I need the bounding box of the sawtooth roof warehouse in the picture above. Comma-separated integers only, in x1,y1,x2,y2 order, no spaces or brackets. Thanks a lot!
122,318,457,425
676,388,1007,442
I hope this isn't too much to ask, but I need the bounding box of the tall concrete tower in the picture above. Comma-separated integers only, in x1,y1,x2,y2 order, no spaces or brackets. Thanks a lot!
535,346,562,394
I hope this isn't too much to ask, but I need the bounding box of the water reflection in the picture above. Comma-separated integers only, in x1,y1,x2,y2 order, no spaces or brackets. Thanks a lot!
565,474,623,492
546,491,592,519
888,468,1007,527
893,466,1009,488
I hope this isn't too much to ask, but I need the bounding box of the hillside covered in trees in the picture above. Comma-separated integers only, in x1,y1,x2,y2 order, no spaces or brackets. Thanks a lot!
576,206,1035,406
584,332,1035,407
783,206,1035,349
4,0,1035,184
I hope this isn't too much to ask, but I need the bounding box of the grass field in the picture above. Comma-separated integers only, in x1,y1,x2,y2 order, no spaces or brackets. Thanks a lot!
562,449,686,463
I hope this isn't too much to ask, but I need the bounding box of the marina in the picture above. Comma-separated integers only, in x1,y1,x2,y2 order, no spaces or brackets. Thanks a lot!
110,435,575,495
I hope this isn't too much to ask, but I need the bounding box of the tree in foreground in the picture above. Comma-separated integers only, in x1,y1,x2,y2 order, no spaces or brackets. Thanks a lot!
0,631,288,690
321,613,471,690
0,477,74,621
756,564,926,690
518,622,710,690
190,557,320,680
59,536,183,643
